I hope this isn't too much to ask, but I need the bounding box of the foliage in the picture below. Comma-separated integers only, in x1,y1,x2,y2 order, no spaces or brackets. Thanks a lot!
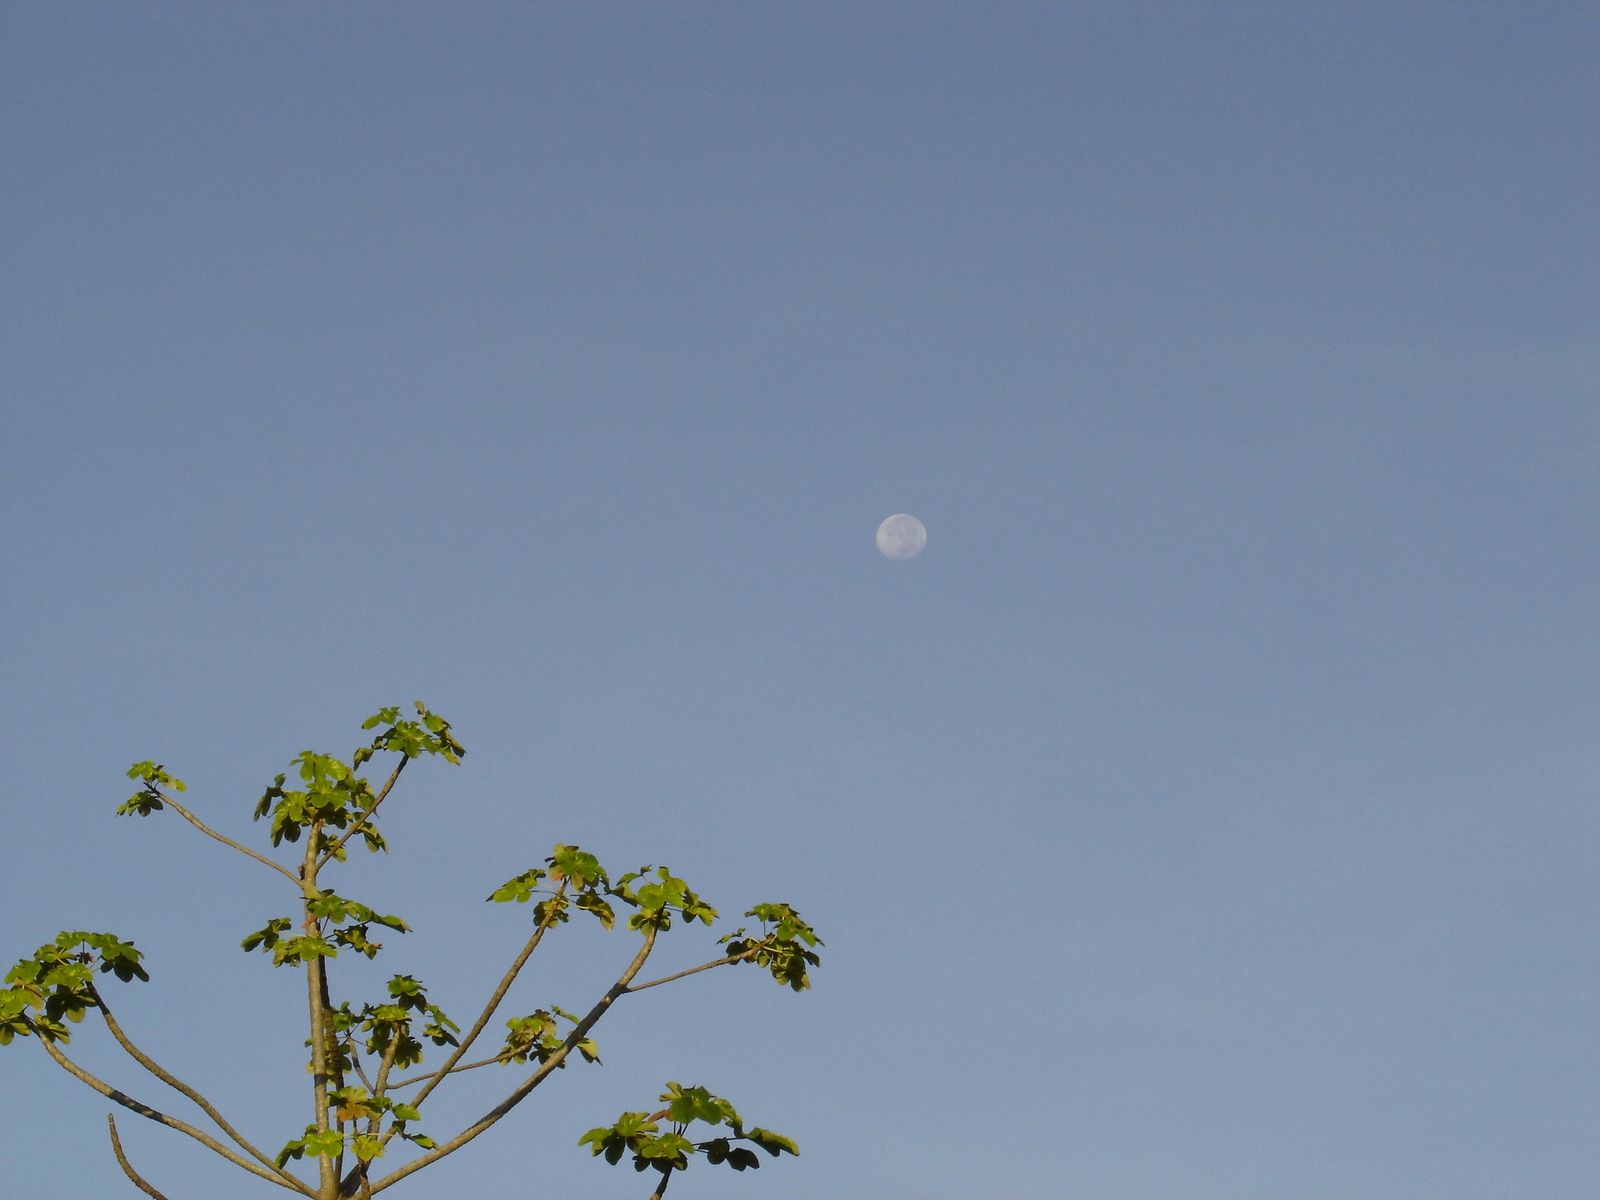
2,703,819,1199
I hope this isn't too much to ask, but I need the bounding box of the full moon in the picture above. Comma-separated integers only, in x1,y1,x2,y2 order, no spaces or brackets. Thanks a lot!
875,513,927,560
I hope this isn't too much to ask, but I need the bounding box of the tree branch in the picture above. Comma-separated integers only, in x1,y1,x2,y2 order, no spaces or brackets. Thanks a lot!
35,1033,313,1195
403,882,569,1107
624,950,750,994
648,1164,674,1200
107,1114,173,1200
91,985,289,1181
371,1026,402,1100
362,929,659,1196
160,793,301,886
349,1041,375,1093
384,938,736,1090
383,1045,523,1089
318,757,407,868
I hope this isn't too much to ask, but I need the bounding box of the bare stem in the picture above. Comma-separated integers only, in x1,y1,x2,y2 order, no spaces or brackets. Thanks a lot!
625,951,749,994
107,1114,173,1200
318,757,407,868
91,985,287,1180
383,1045,523,1089
36,1033,313,1195
371,1029,402,1101
648,1165,674,1200
161,794,301,886
361,929,659,1196
349,1043,375,1093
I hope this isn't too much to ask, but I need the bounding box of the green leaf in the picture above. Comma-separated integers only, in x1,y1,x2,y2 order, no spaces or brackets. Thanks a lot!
574,890,615,930
241,917,292,955
547,844,608,889
746,1127,799,1157
487,868,545,904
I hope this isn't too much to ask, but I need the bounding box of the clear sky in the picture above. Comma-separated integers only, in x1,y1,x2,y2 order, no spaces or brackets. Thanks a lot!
2,4,1596,1198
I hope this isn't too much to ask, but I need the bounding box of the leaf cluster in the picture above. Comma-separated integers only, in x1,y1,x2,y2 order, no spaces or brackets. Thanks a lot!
499,1005,600,1067
488,844,616,929
329,974,461,1073
241,891,411,967
275,1091,436,1168
580,1082,798,1176
119,762,186,817
488,848,723,935
1,932,148,1044
720,903,823,992
250,702,461,855
355,704,464,767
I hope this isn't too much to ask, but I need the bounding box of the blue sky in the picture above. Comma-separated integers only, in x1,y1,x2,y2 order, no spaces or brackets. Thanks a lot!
2,4,1596,1198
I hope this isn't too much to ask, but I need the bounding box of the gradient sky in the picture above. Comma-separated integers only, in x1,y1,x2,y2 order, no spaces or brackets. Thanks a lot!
2,4,1597,1199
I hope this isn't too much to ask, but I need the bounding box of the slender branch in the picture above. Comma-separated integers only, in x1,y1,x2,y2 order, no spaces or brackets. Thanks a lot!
91,985,290,1181
384,945,750,1090
371,1029,402,1103
107,1114,172,1200
318,757,407,868
349,1042,375,1093
625,951,749,994
648,1165,674,1200
35,1033,313,1194
160,794,301,886
404,882,569,1108
363,929,659,1195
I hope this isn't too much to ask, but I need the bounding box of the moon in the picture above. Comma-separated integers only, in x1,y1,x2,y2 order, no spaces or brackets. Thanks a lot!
875,513,927,560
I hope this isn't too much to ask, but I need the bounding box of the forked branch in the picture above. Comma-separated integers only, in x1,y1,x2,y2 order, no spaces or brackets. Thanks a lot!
402,882,569,1106
91,985,286,1180
359,929,659,1196
37,1033,314,1195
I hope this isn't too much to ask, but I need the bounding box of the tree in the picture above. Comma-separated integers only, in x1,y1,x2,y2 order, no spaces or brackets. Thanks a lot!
1,703,821,1200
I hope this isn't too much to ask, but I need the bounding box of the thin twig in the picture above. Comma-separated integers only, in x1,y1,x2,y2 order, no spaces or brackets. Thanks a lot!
161,795,301,885
648,1164,674,1200
625,950,749,994
107,1114,172,1200
361,929,659,1196
36,1034,313,1195
372,1028,402,1099
349,1041,375,1093
383,1045,524,1088
91,985,289,1181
